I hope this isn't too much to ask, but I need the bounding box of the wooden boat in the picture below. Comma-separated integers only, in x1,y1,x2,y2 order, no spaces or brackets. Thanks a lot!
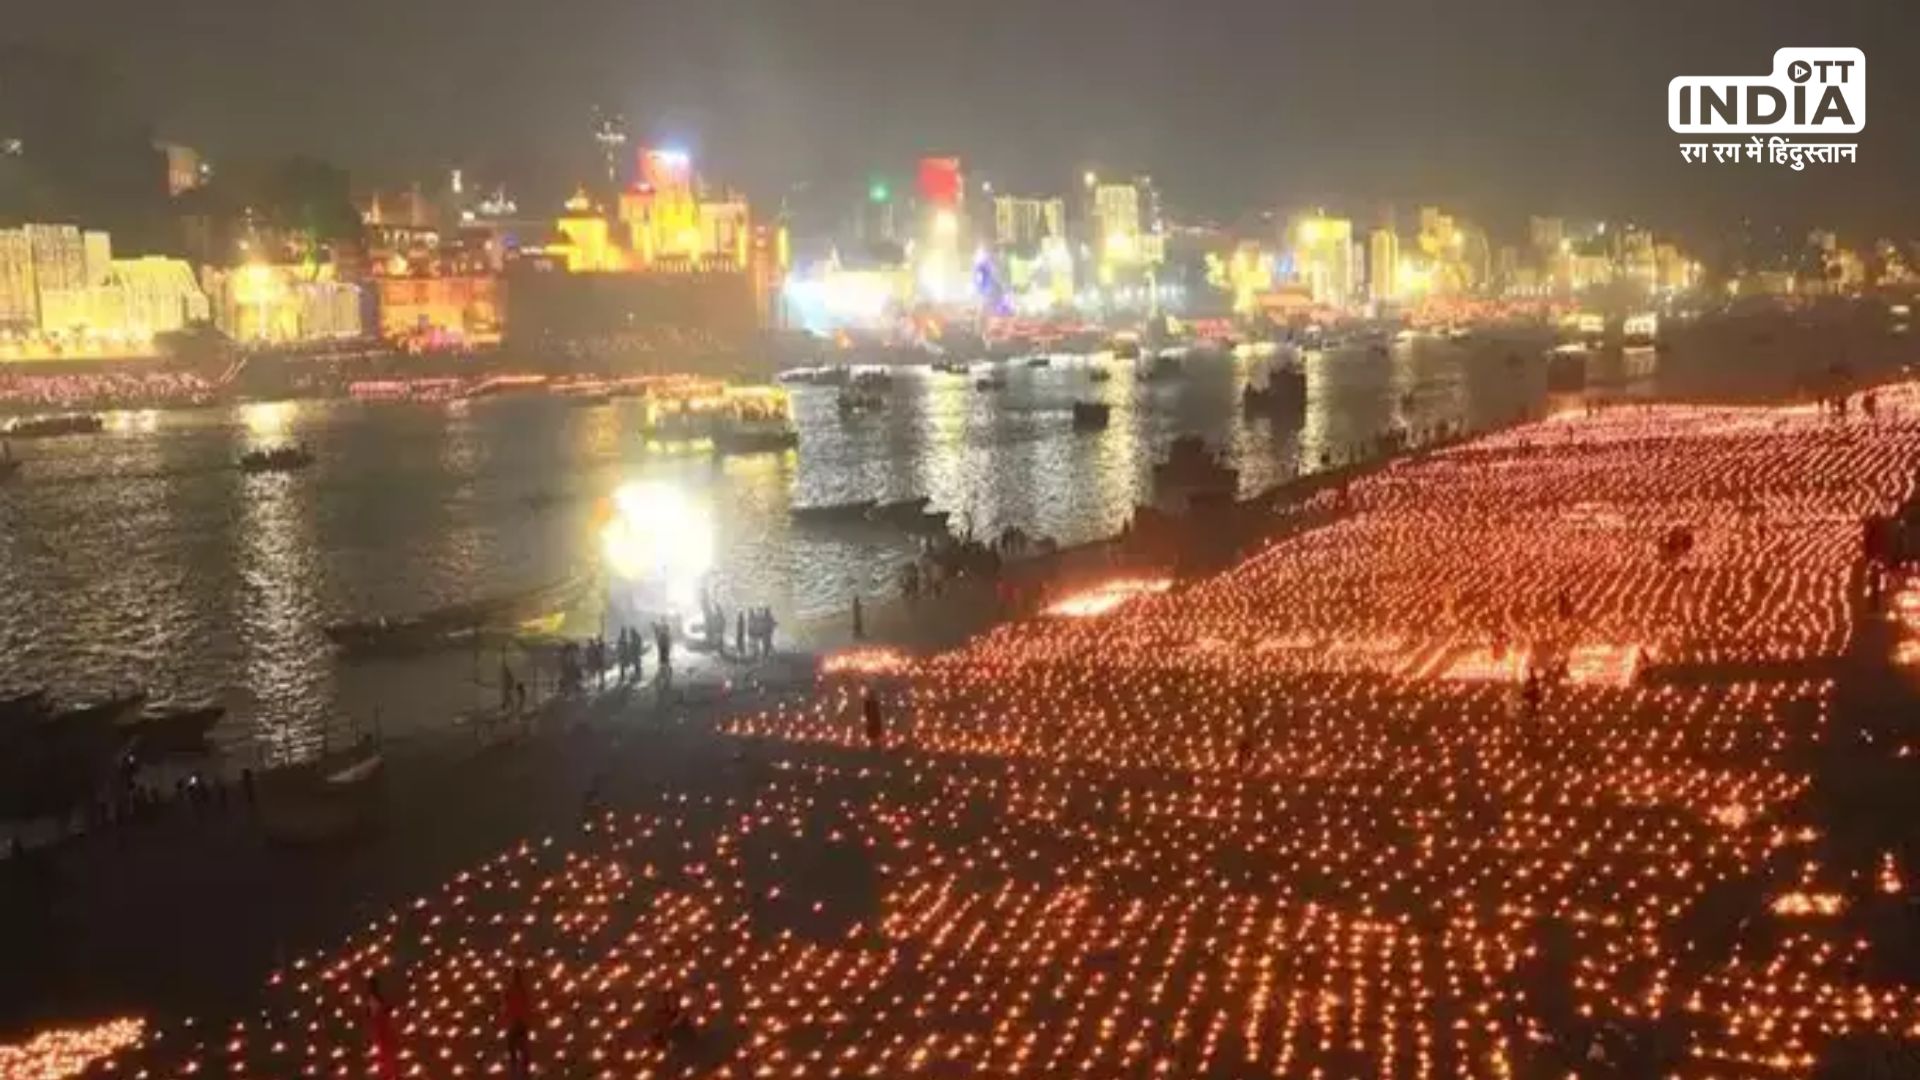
1072,401,1112,431
712,426,799,455
1243,366,1308,415
325,574,588,658
258,741,386,845
791,499,878,525
240,445,314,474
120,703,224,757
869,496,932,526
4,414,104,439
1086,366,1113,383
975,375,1008,391
932,359,970,375
836,389,886,417
0,692,143,820
1142,353,1183,381
1026,355,1052,368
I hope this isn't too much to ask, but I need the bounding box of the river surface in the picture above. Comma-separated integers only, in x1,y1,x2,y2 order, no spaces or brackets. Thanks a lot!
1,311,1911,761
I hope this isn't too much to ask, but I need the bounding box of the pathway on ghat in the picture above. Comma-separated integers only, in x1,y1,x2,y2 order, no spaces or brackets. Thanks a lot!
40,389,1920,1079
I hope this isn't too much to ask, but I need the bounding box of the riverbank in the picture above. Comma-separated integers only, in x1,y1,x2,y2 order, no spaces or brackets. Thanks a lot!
14,379,1920,1078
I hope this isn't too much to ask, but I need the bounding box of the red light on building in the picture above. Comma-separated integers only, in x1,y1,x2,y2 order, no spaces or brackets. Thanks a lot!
917,157,963,209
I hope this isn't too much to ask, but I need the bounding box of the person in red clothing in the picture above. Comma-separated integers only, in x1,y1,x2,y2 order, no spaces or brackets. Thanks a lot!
502,966,534,1079
363,974,400,1080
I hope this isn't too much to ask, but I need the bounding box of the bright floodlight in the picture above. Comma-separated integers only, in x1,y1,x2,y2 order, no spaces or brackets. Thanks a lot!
601,481,714,613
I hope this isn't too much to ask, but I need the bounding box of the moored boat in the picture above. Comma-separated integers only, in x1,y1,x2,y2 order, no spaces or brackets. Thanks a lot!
1243,365,1308,415
325,574,589,659
4,414,104,439
1072,401,1112,431
712,422,799,455
240,444,314,473
791,499,878,525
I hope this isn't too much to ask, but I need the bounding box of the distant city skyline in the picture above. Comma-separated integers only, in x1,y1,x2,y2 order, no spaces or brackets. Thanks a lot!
5,0,1917,244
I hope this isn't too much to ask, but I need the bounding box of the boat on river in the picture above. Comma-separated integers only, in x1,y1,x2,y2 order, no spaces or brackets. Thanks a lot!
975,374,1008,391
258,738,385,844
837,389,886,417
712,425,799,455
240,444,314,474
120,703,225,758
791,499,877,525
325,574,589,659
1243,365,1308,416
1072,401,1112,431
4,414,104,439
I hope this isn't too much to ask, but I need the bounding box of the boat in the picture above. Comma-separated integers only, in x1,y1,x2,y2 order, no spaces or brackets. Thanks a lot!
0,695,139,820
1546,344,1590,391
852,369,894,389
1142,353,1183,381
240,445,314,474
870,496,931,524
975,375,1008,391
791,499,878,525
837,389,886,417
712,425,800,455
1072,401,1112,431
325,574,589,659
4,414,104,439
1112,337,1143,361
120,703,225,757
0,457,18,483
258,739,386,844
1153,436,1238,500
1243,365,1308,416
1087,366,1113,383
1026,355,1052,368
932,359,971,375
777,366,852,387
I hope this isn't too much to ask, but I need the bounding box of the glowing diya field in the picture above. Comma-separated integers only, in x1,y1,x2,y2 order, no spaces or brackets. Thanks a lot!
33,387,1920,1078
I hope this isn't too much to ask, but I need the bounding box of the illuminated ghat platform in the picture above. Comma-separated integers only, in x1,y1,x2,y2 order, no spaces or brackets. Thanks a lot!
35,390,1920,1078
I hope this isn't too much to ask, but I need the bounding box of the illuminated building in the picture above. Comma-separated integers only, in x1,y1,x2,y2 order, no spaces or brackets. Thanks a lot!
783,253,913,332
993,195,1064,251
25,224,85,298
111,257,210,337
82,230,112,286
1367,227,1398,303
1286,212,1356,306
554,190,625,272
0,229,35,328
375,275,501,345
204,264,364,344
1094,183,1141,258
1528,215,1564,257
158,142,205,197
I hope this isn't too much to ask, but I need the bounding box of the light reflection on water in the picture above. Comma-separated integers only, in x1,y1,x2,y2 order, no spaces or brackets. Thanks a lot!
3,324,1887,756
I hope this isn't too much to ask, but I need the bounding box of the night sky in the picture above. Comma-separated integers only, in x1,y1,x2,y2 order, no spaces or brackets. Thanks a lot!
8,0,1918,241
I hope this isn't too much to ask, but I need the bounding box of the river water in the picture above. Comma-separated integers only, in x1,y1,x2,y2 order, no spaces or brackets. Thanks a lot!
0,311,1910,761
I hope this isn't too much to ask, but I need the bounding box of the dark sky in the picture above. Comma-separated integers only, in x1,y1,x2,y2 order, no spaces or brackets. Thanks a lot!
10,0,1918,243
